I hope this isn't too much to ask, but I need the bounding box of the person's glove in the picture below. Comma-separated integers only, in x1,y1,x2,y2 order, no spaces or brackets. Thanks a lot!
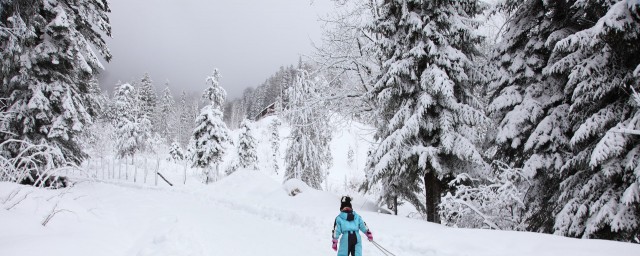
332,239,338,251
366,231,373,241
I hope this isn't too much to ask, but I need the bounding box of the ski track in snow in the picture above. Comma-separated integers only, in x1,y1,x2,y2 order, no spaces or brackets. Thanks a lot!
93,181,329,256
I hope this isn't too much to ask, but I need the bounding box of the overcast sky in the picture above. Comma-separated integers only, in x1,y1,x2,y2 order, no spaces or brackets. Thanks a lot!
98,0,333,99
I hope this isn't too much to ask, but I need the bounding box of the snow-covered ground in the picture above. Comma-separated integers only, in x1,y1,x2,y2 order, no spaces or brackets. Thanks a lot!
1,170,639,256
1,116,639,255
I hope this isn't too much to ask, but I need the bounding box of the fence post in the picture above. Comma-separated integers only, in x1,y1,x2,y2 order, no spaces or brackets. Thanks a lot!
144,157,148,184
101,157,105,180
134,155,138,183
118,158,122,180
155,157,159,186
183,160,187,185
125,156,129,181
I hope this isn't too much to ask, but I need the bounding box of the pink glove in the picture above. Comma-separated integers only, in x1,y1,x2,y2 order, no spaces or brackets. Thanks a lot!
332,239,338,251
366,231,373,241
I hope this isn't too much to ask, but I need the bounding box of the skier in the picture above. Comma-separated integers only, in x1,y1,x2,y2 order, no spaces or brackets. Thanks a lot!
332,196,373,256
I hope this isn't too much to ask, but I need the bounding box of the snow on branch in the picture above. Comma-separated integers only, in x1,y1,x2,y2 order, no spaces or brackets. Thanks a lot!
439,161,529,230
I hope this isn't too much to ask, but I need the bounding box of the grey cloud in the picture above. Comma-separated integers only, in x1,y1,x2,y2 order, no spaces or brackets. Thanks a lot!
98,0,332,99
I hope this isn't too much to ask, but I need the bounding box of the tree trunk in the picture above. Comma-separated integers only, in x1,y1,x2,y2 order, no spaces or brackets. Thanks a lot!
424,171,441,223
393,195,398,216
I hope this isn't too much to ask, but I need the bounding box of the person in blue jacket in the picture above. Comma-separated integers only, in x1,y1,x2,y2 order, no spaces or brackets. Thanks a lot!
332,196,373,256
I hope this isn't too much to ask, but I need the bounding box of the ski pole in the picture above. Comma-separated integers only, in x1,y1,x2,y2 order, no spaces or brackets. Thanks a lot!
370,240,397,256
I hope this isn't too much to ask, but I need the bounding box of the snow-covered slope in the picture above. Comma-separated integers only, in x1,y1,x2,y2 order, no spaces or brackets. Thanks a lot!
1,169,639,256
1,115,638,255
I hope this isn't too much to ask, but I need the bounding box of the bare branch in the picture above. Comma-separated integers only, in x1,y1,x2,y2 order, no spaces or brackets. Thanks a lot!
5,191,33,210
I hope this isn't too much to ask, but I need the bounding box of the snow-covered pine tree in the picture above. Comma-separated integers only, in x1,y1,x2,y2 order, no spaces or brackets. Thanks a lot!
486,0,586,232
547,0,640,241
177,91,192,147
284,70,333,190
237,119,258,170
362,0,488,222
269,118,281,174
169,141,184,162
251,86,267,120
112,83,150,159
0,0,111,164
188,69,230,183
158,86,176,141
137,73,157,119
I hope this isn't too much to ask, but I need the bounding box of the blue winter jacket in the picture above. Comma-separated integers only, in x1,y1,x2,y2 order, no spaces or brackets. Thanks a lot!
333,210,369,256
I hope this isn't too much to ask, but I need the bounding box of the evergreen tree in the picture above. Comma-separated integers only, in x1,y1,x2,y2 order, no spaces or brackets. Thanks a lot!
269,118,282,174
548,0,640,241
137,73,157,120
363,0,488,222
284,70,333,189
0,0,111,164
113,83,150,158
178,91,192,147
487,0,627,233
158,86,176,140
188,69,230,183
169,140,184,162
237,119,258,170
487,0,578,232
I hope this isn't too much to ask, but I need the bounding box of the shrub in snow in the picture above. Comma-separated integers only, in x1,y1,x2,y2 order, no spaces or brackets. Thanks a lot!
0,139,72,188
283,178,313,197
440,162,529,230
19,170,70,189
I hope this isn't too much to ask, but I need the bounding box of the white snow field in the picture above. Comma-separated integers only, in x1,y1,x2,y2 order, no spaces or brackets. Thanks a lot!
1,169,639,256
1,116,639,256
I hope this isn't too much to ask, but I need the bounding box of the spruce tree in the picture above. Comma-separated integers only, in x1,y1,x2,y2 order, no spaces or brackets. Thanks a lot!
137,73,157,120
363,0,488,222
178,91,191,147
169,141,184,162
158,86,176,141
188,69,230,183
269,118,282,174
488,0,630,234
112,83,151,159
548,0,640,241
487,0,578,232
238,119,258,170
0,0,111,163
